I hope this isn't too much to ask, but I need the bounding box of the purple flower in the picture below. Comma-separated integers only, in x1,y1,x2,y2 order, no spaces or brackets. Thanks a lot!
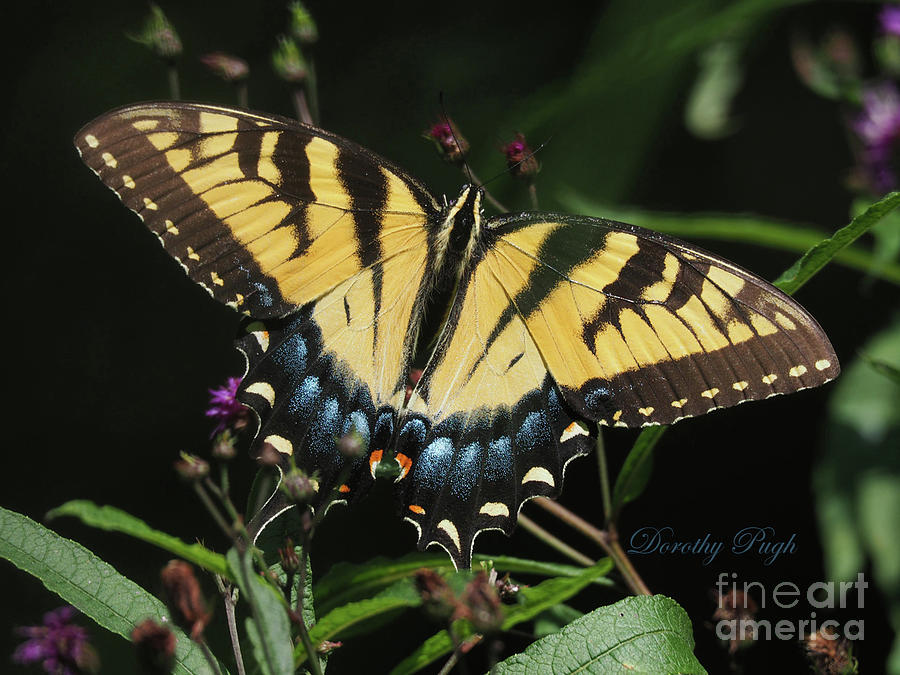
205,375,248,433
13,606,97,674
880,5,900,37
852,82,900,194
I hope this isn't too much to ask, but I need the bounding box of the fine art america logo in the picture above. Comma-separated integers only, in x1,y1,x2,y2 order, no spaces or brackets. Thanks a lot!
626,525,796,566
626,526,866,641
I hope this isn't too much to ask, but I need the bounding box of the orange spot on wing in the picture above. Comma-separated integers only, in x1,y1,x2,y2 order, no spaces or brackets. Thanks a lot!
408,504,425,515
338,484,350,493
395,453,412,480
368,449,383,477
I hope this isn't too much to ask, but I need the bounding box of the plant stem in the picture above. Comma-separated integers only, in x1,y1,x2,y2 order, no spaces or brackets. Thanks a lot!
216,576,246,675
595,432,613,525
528,182,539,211
192,482,234,540
517,512,595,566
167,63,180,100
532,498,650,595
293,87,314,125
197,639,224,675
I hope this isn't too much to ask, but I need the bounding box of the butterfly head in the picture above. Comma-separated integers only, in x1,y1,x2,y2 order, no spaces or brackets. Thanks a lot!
442,185,484,263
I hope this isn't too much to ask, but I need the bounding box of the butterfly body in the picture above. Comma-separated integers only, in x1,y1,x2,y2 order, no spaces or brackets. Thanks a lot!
76,102,839,568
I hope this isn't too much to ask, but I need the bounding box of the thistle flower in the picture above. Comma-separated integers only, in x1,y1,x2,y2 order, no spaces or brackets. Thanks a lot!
205,376,248,434
502,133,540,180
852,81,900,194
425,118,469,164
803,624,857,674
13,606,98,675
174,452,210,481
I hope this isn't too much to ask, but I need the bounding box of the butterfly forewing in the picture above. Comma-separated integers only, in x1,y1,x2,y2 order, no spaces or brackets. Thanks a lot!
76,102,442,509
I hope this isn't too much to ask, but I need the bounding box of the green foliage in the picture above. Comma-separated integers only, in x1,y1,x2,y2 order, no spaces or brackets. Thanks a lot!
0,507,215,674
389,559,614,674
47,500,230,577
227,548,294,675
492,595,707,674
814,317,900,674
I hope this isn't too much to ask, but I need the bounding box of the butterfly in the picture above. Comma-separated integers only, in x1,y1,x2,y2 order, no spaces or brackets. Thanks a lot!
75,102,839,569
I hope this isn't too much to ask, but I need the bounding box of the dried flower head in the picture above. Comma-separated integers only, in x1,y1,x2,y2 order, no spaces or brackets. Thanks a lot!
502,133,540,180
13,606,99,675
425,118,469,164
133,4,182,61
414,569,457,622
803,624,857,675
279,539,301,574
200,52,249,82
712,586,758,654
160,560,211,641
206,376,249,434
459,571,504,633
272,35,308,84
131,619,176,675
288,1,318,45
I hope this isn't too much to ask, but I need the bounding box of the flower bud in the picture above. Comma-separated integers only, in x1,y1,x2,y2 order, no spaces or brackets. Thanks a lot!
281,466,317,504
272,36,308,84
174,453,209,482
288,1,318,45
133,4,182,61
211,430,237,461
338,430,365,459
200,52,249,82
279,539,301,574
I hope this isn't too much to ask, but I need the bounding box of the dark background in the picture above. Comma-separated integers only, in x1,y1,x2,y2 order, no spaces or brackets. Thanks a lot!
2,1,896,673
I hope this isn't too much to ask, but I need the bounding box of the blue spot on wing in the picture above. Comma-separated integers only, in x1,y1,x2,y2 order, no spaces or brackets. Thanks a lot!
310,396,341,469
272,333,307,372
289,376,321,417
449,442,481,499
485,436,513,482
416,437,453,491
516,411,551,454
343,410,371,446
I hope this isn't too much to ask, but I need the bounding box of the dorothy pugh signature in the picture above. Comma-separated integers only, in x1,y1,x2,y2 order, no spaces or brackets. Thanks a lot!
626,526,797,566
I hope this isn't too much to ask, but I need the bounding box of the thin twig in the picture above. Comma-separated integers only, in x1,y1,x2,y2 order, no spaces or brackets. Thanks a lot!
532,498,651,595
517,512,595,566
167,63,180,100
594,433,613,526
293,87,314,125
216,576,246,675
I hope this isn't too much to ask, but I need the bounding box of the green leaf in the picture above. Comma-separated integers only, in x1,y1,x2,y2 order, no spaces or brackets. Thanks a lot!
493,595,706,674
296,580,422,667
533,603,585,639
814,317,900,670
559,195,900,285
774,191,900,294
47,500,230,578
389,559,614,675
0,506,215,675
226,548,293,675
612,426,668,519
314,552,608,616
